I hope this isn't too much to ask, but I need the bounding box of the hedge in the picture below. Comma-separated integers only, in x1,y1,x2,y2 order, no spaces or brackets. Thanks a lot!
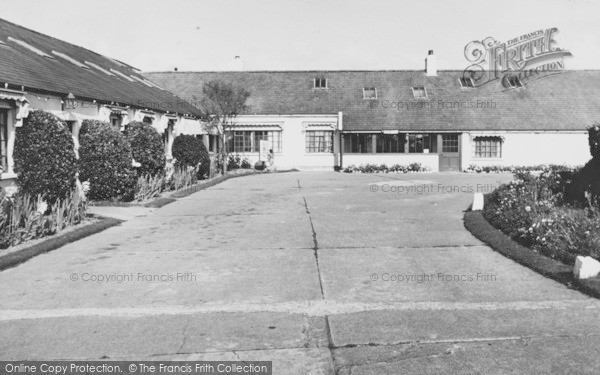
13,110,77,202
172,134,210,179
78,120,137,201
125,121,165,176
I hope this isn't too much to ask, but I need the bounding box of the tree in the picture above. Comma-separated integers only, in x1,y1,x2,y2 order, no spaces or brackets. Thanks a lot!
196,80,250,175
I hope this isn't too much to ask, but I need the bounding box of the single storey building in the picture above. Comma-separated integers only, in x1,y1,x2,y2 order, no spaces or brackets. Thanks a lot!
146,53,600,171
0,17,204,190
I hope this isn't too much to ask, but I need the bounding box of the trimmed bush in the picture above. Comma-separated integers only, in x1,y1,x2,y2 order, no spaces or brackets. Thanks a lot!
78,120,137,201
125,121,165,176
173,135,203,167
172,135,210,179
14,110,77,202
254,161,266,171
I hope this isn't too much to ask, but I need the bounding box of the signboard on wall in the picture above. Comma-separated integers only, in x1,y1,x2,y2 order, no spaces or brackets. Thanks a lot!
259,140,271,161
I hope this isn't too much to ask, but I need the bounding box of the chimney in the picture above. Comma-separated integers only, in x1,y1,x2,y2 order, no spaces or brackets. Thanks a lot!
233,56,244,71
426,50,437,76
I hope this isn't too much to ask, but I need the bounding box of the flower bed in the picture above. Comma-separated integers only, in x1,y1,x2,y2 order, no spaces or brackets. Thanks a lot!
465,164,573,173
482,167,600,265
343,163,430,173
0,189,87,249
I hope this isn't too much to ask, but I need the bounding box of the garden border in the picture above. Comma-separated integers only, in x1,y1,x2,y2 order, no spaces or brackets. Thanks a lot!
0,216,123,272
464,210,600,299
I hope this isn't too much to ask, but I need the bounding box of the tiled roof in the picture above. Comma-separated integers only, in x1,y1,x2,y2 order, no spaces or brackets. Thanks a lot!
0,18,202,117
144,70,600,131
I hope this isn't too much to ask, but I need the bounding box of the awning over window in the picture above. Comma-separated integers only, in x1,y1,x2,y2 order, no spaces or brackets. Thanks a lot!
302,123,335,132
0,90,27,103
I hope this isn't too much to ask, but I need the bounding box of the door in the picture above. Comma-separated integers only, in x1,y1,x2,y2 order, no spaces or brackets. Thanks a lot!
439,133,460,171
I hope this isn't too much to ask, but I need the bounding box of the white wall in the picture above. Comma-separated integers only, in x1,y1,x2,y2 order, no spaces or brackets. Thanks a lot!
232,115,340,170
463,131,590,169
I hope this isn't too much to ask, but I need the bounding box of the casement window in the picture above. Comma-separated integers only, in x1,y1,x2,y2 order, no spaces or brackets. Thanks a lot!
226,130,282,153
363,87,377,99
459,77,474,87
473,137,502,158
345,133,374,153
412,86,428,99
506,76,523,88
253,130,282,153
314,78,327,89
408,133,437,153
143,116,153,124
305,130,333,153
0,109,7,171
376,134,405,153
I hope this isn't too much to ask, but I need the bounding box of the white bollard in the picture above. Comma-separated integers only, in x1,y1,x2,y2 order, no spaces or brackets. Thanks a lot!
472,193,484,211
573,256,600,280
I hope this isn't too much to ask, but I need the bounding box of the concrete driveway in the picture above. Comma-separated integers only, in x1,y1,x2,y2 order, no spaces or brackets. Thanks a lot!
1,172,599,374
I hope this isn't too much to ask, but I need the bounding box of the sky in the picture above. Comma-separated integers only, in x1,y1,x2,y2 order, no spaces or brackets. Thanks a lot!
1,0,599,72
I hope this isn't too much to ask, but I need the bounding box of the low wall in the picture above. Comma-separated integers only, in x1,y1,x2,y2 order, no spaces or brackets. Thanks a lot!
342,153,440,172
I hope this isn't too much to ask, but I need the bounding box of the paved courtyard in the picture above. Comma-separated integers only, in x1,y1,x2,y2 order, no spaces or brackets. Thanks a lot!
1,172,600,374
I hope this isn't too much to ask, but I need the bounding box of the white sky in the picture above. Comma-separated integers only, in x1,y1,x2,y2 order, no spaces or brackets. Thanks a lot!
1,0,598,72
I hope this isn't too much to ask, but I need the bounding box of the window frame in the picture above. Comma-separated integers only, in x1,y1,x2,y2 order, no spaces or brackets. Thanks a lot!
226,130,282,153
305,130,333,153
408,133,437,154
314,78,328,89
459,77,474,88
506,76,523,88
473,137,502,158
411,86,428,100
362,87,377,100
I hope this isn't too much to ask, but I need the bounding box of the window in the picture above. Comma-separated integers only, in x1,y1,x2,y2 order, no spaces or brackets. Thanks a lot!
408,134,437,153
506,75,523,88
376,134,405,153
207,134,219,153
473,137,502,158
305,131,333,153
143,116,153,124
442,134,459,153
110,113,123,131
314,78,327,89
253,131,282,153
363,87,377,99
459,77,474,87
226,130,282,153
412,86,428,99
345,134,373,153
0,109,7,171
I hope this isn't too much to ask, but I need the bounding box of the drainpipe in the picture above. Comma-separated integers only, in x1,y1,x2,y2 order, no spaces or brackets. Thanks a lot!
338,111,343,169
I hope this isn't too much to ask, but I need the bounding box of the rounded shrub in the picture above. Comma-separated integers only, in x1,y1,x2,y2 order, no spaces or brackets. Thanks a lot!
14,110,77,202
78,120,137,201
254,161,266,171
125,121,165,176
172,135,210,178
